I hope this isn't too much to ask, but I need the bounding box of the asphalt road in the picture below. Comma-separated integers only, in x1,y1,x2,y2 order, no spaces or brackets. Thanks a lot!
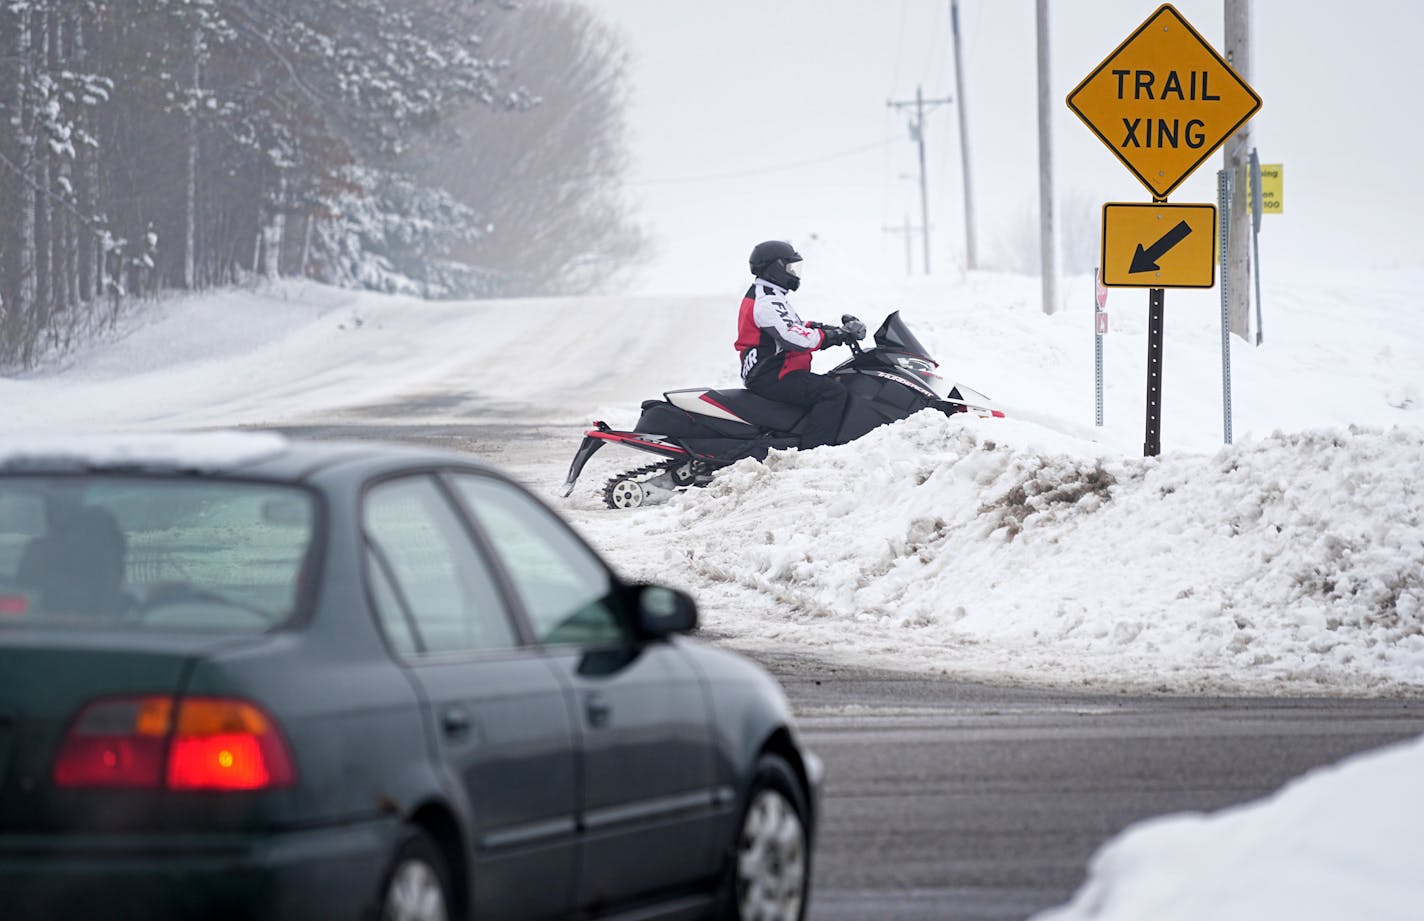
755,650,1424,921
271,417,1424,921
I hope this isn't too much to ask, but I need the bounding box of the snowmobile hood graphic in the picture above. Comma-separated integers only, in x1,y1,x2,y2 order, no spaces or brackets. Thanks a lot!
561,311,1003,508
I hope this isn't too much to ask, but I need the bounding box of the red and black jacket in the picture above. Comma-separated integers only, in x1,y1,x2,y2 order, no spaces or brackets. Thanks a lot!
734,280,828,383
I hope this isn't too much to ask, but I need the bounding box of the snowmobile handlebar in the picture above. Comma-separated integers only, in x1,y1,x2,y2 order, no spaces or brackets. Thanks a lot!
810,315,867,354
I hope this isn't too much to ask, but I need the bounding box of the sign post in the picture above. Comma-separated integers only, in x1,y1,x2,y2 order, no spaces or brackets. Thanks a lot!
1066,3,1261,456
1249,148,1265,345
1218,169,1233,444
1094,268,1108,427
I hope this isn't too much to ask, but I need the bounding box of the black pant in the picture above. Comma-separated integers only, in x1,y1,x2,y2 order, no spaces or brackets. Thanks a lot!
748,370,850,449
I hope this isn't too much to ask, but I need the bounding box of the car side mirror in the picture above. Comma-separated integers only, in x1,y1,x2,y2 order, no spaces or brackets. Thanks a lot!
631,583,698,637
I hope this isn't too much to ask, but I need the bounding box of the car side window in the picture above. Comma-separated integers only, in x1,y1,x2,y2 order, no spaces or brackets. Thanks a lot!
366,547,418,657
363,476,517,656
449,474,627,648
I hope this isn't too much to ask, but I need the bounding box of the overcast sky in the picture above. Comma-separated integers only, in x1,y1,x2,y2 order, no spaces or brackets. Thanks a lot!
589,1,1424,297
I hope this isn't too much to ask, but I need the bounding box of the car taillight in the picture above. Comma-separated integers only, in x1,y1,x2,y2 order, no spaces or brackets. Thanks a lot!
52,697,172,787
167,699,295,790
0,595,28,615
53,696,296,791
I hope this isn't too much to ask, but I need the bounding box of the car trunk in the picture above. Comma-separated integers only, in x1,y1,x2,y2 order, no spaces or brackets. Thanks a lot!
0,628,272,834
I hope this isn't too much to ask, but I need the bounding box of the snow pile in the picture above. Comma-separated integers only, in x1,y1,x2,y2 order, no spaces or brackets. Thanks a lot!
1032,733,1424,921
0,431,288,470
587,412,1424,694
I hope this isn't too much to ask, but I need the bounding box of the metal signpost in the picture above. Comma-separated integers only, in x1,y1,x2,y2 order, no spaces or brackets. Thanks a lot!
1218,169,1233,444
1249,148,1265,345
1066,3,1261,456
1094,267,1108,427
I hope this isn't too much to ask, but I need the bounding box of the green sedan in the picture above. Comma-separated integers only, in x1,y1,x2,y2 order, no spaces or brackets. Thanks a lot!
0,433,821,921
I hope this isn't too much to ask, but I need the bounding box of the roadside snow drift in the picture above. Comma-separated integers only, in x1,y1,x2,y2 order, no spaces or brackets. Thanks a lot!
581,412,1424,695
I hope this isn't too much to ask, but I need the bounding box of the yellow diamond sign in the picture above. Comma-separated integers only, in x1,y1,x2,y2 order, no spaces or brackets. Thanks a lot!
1066,4,1261,199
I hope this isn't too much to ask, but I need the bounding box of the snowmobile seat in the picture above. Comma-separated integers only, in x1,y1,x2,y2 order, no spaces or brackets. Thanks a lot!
704,388,807,432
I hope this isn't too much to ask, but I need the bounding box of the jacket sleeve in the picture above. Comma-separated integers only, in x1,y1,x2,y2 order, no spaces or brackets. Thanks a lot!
751,288,824,353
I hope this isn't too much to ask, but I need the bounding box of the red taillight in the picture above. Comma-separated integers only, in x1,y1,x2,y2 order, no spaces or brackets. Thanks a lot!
0,595,28,616
53,697,171,787
167,700,295,790
53,696,296,791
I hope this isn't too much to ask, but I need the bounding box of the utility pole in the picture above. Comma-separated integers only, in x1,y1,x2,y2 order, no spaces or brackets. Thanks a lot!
1035,0,1057,315
888,85,952,275
1224,0,1252,339
883,214,921,275
950,0,977,271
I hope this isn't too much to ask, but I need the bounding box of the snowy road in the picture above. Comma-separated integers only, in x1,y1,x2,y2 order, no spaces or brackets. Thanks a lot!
9,274,1421,917
775,657,1424,921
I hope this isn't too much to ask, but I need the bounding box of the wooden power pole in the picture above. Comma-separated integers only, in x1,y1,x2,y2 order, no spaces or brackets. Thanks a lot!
888,86,952,275
950,0,977,271
1036,0,1057,315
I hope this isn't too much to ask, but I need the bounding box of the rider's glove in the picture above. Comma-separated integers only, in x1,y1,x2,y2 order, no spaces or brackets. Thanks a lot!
819,327,849,348
841,315,868,341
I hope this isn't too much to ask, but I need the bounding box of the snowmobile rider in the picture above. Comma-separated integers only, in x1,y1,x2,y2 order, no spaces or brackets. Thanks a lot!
735,240,860,450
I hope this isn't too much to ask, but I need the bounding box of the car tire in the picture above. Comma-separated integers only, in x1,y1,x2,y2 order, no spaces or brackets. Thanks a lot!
378,828,455,921
722,753,811,921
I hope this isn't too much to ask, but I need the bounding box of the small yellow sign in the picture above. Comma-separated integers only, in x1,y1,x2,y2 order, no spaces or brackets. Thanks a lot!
1101,203,1217,288
1066,4,1262,198
1247,162,1284,215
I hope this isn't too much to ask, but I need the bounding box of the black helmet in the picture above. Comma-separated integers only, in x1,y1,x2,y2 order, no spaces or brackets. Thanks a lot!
749,240,803,291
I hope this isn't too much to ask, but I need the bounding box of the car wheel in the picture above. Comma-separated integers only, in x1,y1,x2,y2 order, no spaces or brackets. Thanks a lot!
380,828,454,921
726,754,810,921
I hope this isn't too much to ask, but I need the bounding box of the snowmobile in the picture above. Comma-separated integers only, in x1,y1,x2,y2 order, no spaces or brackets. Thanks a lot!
561,311,1003,509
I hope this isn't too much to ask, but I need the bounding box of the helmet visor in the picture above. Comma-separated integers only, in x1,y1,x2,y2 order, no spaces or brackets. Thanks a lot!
785,259,802,279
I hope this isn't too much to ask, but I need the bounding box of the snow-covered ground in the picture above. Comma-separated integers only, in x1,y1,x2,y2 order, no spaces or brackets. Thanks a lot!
6,262,1419,696
3,264,1422,919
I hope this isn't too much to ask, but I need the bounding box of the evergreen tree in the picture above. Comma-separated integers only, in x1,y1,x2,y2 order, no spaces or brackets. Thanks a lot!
0,0,641,369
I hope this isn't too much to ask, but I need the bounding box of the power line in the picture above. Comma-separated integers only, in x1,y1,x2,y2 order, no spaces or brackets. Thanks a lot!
631,137,901,187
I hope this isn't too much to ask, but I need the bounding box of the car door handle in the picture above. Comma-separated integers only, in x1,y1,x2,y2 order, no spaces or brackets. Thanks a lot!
584,692,611,729
441,705,472,736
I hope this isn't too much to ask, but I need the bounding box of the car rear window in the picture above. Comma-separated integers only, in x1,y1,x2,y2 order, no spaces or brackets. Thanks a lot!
0,476,316,633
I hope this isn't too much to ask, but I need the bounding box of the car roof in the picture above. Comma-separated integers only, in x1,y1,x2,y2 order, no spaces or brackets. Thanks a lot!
0,431,494,482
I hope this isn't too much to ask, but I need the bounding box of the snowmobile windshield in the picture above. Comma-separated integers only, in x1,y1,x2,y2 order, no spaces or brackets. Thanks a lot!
873,312,935,363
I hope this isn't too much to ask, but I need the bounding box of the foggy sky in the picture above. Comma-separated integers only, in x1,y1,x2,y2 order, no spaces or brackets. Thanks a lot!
591,0,1424,296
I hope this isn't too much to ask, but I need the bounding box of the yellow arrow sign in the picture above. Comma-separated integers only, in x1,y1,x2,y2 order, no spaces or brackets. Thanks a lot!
1067,4,1261,198
1101,202,1216,288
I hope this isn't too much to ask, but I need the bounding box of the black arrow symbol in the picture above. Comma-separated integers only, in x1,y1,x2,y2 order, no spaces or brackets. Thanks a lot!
1129,220,1193,273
